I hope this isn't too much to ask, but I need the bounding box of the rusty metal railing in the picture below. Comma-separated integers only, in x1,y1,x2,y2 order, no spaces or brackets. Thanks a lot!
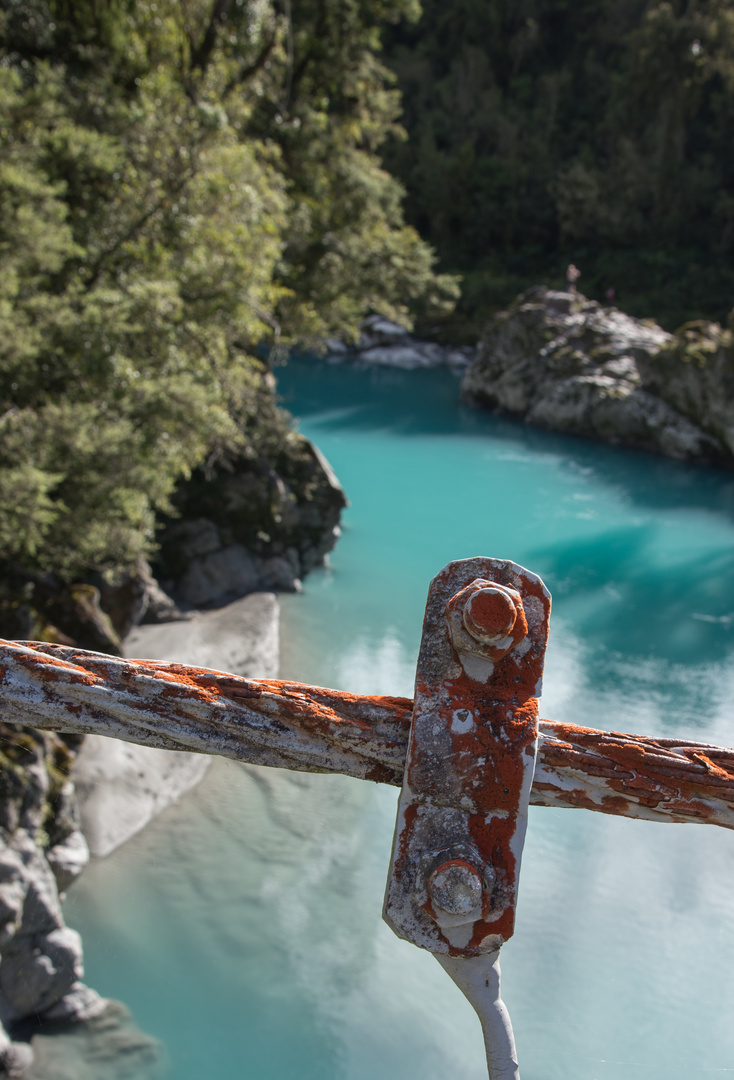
2,557,733,1078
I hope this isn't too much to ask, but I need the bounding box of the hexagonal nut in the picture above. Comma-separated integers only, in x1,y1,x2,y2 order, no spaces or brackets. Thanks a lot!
445,579,528,664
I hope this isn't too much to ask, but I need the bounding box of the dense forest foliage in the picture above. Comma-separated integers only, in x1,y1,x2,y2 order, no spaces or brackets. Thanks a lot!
0,0,454,623
383,0,734,335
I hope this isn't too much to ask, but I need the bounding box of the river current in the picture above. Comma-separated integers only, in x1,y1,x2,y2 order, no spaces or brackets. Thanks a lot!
64,358,734,1079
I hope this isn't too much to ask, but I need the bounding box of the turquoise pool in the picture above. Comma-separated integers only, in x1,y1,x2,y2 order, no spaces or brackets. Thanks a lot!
65,358,734,1079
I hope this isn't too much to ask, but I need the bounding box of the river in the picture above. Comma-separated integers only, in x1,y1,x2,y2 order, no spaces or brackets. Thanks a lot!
64,358,734,1080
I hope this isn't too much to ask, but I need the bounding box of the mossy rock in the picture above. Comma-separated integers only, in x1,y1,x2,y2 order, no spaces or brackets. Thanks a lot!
0,723,80,845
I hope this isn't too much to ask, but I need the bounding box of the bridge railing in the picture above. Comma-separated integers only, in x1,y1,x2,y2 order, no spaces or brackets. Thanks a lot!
3,638,732,828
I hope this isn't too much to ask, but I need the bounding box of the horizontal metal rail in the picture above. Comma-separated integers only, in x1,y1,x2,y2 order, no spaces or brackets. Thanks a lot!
2,639,732,830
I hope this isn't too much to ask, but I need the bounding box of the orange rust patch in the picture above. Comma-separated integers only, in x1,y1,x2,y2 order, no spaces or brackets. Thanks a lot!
392,802,419,882
690,752,731,779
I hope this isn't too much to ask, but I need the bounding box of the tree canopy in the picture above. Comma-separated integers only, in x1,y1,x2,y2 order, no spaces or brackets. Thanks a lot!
0,0,453,591
383,0,734,334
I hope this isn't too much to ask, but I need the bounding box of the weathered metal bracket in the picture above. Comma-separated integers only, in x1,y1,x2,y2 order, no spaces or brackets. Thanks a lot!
383,558,551,1080
384,558,551,955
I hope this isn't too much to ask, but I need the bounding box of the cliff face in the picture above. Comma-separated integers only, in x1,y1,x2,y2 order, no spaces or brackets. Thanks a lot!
0,463,305,1075
0,589,282,1076
461,288,733,466
0,725,101,1074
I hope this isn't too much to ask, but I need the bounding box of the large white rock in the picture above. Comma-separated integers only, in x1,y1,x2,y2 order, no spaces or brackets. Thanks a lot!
461,286,727,464
73,592,280,858
359,343,445,369
72,741,211,860
124,589,279,675
326,316,476,374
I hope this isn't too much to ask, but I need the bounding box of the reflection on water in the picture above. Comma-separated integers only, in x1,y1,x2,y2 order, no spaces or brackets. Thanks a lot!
65,360,734,1079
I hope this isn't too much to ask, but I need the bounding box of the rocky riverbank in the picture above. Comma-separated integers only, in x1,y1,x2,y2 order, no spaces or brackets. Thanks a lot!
326,314,475,374
333,290,734,469
0,431,344,1076
0,588,281,1077
0,435,343,1071
0,431,346,657
461,287,734,466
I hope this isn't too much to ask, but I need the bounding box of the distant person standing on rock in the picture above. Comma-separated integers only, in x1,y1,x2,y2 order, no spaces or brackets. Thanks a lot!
606,286,616,306
566,264,581,293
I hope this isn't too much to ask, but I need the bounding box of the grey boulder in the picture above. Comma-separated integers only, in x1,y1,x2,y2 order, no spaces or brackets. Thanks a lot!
461,287,728,464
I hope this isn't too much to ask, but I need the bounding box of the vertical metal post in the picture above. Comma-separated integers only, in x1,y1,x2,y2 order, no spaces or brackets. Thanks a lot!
384,558,551,1079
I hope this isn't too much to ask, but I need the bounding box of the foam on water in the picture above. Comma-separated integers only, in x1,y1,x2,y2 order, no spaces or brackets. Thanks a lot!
64,360,734,1079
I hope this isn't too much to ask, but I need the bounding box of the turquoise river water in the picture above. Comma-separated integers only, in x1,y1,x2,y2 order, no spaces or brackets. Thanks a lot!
65,358,734,1079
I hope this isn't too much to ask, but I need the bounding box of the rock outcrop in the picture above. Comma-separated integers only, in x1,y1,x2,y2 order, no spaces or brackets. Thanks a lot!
461,287,732,465
0,725,104,1074
0,559,184,660
157,434,347,608
327,314,475,373
0,425,347,650
0,429,345,646
21,1000,164,1080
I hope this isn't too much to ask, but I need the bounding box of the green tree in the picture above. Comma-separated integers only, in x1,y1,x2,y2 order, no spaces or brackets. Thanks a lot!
0,0,450,604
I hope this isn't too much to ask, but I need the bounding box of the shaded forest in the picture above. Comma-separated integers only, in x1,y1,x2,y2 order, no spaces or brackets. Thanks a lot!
383,0,734,335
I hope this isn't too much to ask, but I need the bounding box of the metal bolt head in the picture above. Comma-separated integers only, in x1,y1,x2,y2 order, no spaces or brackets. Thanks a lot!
428,859,484,916
445,578,529,665
463,585,517,643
